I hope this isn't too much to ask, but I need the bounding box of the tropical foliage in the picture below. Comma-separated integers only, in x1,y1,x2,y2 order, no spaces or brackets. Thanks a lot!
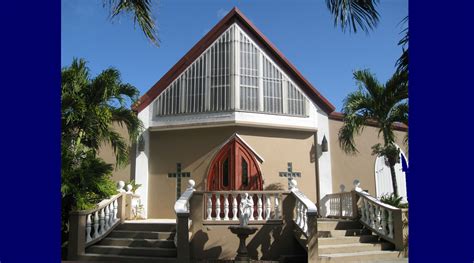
61,58,143,255
103,0,159,46
338,69,408,197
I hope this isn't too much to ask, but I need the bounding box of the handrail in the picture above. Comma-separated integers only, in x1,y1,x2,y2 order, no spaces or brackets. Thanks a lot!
289,179,317,237
68,181,133,260
353,181,405,250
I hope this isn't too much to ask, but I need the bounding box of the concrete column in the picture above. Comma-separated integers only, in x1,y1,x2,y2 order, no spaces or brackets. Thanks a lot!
176,213,191,263
306,211,319,263
67,213,86,260
351,190,359,219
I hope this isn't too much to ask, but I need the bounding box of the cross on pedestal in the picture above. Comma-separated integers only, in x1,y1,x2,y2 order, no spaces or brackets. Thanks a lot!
168,163,191,200
279,162,301,189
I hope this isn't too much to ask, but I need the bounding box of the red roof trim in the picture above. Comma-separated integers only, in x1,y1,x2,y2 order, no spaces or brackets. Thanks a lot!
329,112,408,132
132,7,336,114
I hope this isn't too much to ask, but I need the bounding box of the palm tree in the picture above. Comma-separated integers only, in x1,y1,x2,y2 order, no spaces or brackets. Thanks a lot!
61,57,143,167
338,69,408,197
104,0,159,46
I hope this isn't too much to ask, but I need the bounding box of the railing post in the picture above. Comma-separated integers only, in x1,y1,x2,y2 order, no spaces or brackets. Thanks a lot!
306,210,318,263
175,179,195,263
392,209,404,250
117,194,126,223
351,190,359,219
67,213,86,260
176,212,191,263
124,193,132,220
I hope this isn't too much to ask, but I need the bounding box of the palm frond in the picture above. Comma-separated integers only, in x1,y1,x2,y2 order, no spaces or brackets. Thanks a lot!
326,0,380,33
106,0,159,46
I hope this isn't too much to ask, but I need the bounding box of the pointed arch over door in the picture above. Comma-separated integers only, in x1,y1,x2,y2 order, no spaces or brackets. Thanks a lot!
207,137,263,191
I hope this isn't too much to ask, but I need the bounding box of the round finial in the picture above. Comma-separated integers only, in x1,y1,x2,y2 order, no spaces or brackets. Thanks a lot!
339,184,346,192
187,179,195,189
126,184,133,193
353,179,362,192
290,178,298,190
117,181,125,192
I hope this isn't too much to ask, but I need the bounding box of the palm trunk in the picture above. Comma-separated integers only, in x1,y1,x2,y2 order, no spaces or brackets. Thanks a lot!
389,164,399,197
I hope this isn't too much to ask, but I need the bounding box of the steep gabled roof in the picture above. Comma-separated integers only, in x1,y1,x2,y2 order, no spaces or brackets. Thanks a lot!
132,7,336,114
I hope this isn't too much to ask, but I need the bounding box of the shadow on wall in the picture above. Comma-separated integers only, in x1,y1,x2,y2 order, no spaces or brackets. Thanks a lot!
309,142,324,164
191,230,223,260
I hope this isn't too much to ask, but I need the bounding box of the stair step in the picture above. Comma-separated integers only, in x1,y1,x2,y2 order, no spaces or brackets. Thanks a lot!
318,235,379,245
319,250,403,262
108,230,174,240
116,222,176,232
318,228,372,237
86,245,177,257
78,253,177,263
98,237,175,248
319,242,394,254
317,220,362,231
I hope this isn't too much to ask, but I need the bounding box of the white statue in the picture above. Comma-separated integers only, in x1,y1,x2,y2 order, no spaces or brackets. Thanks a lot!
239,193,254,227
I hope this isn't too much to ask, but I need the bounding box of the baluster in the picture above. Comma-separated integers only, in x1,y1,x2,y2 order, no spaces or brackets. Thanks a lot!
206,194,212,220
364,199,370,224
299,203,305,229
215,193,221,220
387,210,394,238
223,193,229,220
113,199,118,221
369,203,376,228
274,194,280,219
249,194,255,220
93,211,99,238
86,214,92,242
99,208,105,235
380,207,387,235
232,194,238,220
375,205,381,230
295,201,301,226
257,194,263,220
360,198,366,222
109,203,114,226
104,205,110,230
265,194,271,220
303,206,308,234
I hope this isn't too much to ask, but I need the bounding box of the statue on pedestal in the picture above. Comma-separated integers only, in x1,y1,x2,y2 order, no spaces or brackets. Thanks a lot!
239,193,253,227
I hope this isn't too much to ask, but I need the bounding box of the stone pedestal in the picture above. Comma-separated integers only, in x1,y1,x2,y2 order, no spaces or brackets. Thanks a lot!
229,226,258,263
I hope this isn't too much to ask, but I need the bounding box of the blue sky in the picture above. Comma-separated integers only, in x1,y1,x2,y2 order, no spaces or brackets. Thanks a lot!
61,0,407,111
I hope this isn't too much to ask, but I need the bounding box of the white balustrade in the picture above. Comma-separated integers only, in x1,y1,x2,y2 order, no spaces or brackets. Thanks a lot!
204,191,286,222
290,179,318,237
326,191,353,218
354,181,403,248
86,214,92,242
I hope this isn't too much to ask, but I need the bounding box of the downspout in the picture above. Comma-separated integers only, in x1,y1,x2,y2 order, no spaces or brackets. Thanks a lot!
314,131,321,216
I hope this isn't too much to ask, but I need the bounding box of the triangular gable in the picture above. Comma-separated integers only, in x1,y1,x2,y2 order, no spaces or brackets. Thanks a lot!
216,133,265,163
132,7,335,114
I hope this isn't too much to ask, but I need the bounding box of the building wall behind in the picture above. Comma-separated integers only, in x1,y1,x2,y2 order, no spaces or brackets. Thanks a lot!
328,119,408,195
97,123,134,184
148,126,317,219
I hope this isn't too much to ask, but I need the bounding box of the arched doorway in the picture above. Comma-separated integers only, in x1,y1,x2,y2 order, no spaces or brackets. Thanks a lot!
207,136,263,191
374,145,409,202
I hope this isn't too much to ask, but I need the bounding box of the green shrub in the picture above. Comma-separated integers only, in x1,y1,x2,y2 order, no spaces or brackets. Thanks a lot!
379,193,408,208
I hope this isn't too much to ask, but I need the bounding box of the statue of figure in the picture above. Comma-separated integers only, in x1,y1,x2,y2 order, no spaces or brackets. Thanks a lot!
239,193,253,227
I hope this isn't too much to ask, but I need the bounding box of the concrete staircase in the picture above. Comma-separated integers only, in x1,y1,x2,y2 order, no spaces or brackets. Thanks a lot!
78,221,177,262
317,219,407,262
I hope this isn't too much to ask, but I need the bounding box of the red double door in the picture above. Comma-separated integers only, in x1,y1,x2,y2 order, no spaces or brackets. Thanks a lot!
207,137,263,191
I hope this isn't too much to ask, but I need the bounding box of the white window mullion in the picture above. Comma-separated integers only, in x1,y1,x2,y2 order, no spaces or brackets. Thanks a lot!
234,27,240,110
258,52,264,112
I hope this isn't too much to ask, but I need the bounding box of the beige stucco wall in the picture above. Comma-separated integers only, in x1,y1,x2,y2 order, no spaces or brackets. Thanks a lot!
328,119,408,195
97,123,134,184
148,126,317,219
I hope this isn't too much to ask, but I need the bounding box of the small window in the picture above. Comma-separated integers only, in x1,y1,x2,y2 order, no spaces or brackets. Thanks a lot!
241,158,248,186
222,158,229,187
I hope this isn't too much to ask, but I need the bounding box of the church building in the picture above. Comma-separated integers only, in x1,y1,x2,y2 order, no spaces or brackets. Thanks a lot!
121,7,408,221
